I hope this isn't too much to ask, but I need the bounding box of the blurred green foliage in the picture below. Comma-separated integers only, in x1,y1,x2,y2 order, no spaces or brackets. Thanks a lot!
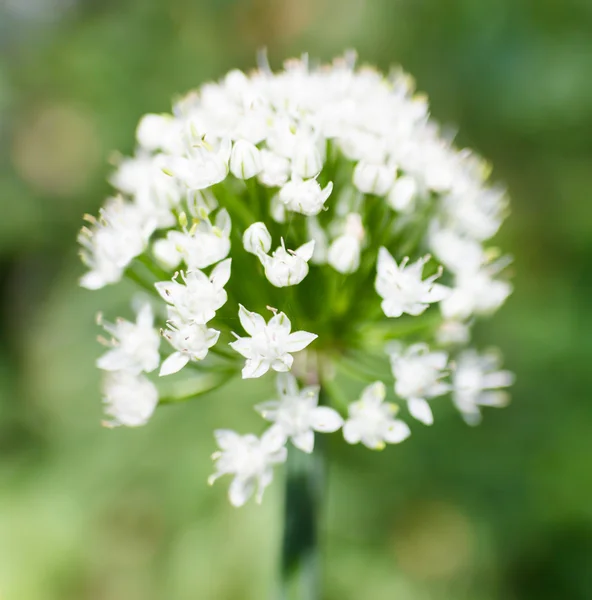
1,0,591,598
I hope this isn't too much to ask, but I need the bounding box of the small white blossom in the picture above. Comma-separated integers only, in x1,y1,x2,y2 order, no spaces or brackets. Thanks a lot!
390,343,449,425
96,303,160,375
102,371,158,428
136,113,179,152
155,259,231,325
163,137,231,190
375,247,449,318
279,178,333,216
230,139,262,179
230,305,317,379
160,321,220,376
261,239,315,287
209,427,287,507
79,198,155,290
353,161,396,196
429,227,485,275
256,373,343,453
441,269,512,321
343,381,411,450
387,175,418,212
452,349,514,425
243,222,272,255
258,150,291,187
163,209,231,270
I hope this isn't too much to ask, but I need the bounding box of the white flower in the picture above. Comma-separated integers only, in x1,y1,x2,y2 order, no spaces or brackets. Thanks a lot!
110,155,181,229
353,161,396,196
209,427,287,507
256,373,343,453
375,247,450,318
390,343,449,425
102,371,158,428
136,113,179,152
229,305,317,379
291,139,323,179
441,269,512,321
163,137,231,190
260,239,315,287
230,140,262,179
258,150,291,187
343,381,411,450
155,259,231,324
279,178,333,216
452,349,514,425
387,175,418,212
163,208,231,270
79,198,155,290
160,321,220,376
243,222,272,255
429,227,484,275
96,303,160,375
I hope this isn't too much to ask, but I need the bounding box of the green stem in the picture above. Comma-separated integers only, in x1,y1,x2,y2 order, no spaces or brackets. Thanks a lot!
279,388,327,600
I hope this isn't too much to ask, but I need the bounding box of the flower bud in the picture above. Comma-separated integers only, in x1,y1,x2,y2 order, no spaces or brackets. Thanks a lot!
292,139,323,179
230,140,262,179
388,175,418,212
243,222,272,255
353,161,396,196
328,235,361,274
258,150,290,187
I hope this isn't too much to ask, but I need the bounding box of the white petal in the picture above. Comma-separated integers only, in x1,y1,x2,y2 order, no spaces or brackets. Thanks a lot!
478,391,510,407
242,358,270,379
310,406,344,433
261,425,288,453
482,371,515,389
159,352,190,376
96,349,124,372
136,303,154,328
254,401,280,421
343,420,362,444
238,305,266,336
284,331,317,353
229,337,253,358
425,283,451,303
215,208,232,236
276,372,299,397
272,354,293,372
292,430,315,453
383,420,411,444
408,398,434,425
214,429,241,450
268,311,292,334
377,246,398,273
294,240,315,262
210,258,232,288
229,477,255,507
361,381,386,406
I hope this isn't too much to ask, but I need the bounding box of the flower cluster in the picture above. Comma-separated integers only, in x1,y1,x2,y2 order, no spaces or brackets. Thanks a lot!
80,53,513,506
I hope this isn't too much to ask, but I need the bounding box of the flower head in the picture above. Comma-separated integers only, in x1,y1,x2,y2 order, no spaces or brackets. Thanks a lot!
80,53,514,507
230,306,317,378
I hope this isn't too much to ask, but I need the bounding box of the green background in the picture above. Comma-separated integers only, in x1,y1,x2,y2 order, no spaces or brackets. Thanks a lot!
0,0,591,598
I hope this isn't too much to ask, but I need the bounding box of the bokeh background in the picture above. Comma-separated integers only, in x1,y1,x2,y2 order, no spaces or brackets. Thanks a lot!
1,0,591,598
